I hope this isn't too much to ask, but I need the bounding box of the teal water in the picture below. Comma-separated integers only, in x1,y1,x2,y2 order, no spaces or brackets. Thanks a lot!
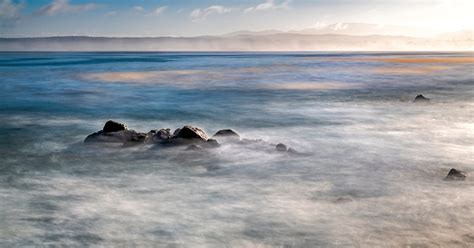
0,52,473,247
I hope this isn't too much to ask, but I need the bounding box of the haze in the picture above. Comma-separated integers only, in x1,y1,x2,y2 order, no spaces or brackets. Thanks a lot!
1,0,473,38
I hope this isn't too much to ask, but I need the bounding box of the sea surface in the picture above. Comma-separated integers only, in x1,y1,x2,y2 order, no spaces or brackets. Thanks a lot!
0,52,473,247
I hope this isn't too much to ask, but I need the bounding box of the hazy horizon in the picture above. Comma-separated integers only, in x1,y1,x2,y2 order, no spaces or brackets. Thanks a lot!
1,0,473,38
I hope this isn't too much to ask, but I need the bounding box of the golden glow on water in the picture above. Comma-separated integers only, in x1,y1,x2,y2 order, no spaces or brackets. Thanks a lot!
82,70,204,83
374,57,474,64
373,66,448,74
263,82,359,90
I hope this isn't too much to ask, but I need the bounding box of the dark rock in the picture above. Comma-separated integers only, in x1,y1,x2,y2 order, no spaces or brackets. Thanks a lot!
146,128,171,144
84,130,147,145
276,143,287,152
173,126,208,141
213,129,240,140
103,120,127,133
186,144,202,151
414,94,430,102
445,168,466,181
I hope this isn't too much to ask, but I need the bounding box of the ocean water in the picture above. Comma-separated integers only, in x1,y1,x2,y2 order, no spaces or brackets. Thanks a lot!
0,52,473,247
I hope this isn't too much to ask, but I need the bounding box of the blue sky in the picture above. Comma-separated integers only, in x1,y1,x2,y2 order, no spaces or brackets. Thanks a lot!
1,0,472,37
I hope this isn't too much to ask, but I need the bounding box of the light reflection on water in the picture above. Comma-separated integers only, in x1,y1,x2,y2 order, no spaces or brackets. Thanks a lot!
0,52,473,247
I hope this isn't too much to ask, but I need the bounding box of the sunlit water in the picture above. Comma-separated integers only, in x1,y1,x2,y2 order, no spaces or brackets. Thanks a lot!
0,52,473,247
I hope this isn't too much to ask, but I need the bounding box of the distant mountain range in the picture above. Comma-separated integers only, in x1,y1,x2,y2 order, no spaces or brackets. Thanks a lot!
1,23,472,51
225,23,442,38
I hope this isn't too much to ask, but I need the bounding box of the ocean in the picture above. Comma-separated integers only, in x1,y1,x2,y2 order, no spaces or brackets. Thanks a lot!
0,52,473,247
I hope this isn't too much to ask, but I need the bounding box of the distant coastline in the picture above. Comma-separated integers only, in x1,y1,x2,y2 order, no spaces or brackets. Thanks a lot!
1,33,472,51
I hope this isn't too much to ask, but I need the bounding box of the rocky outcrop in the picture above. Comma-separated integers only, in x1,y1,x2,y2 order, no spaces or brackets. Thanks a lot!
84,120,146,144
84,121,299,153
445,168,466,181
84,121,216,148
414,94,430,102
84,130,147,144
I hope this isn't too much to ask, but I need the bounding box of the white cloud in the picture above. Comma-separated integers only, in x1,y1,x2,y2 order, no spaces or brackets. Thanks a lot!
244,0,289,13
314,21,328,29
0,0,24,20
133,6,144,12
190,5,231,22
36,0,96,16
149,6,167,16
332,23,348,30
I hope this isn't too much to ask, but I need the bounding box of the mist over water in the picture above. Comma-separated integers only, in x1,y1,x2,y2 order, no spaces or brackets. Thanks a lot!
0,52,473,247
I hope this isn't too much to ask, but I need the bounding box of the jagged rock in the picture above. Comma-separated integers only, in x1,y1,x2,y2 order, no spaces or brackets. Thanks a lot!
445,168,466,181
414,94,430,102
213,129,240,140
276,143,287,152
103,120,127,133
173,126,208,141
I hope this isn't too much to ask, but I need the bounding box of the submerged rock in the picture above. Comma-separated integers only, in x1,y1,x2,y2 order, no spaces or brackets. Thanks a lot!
103,120,127,133
84,129,147,144
213,129,240,141
186,144,202,151
287,147,300,155
414,94,430,102
203,138,220,148
445,168,466,181
238,138,265,146
276,143,287,152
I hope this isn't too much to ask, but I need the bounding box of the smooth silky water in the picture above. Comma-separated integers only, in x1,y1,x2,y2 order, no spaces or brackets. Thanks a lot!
0,52,473,247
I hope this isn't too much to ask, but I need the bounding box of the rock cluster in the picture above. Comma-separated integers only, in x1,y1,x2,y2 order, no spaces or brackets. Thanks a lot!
84,120,299,154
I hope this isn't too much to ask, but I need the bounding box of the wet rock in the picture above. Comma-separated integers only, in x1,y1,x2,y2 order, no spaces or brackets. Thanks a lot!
445,168,466,181
84,120,145,145
213,129,240,140
276,143,287,152
173,126,208,141
146,128,171,144
85,129,147,144
103,120,127,133
414,94,430,102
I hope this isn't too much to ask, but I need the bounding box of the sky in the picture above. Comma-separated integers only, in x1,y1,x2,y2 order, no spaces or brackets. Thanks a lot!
0,0,473,37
